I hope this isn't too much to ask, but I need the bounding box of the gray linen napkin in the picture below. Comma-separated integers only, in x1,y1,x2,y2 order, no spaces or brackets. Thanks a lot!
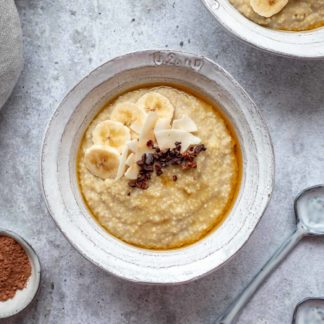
0,0,23,109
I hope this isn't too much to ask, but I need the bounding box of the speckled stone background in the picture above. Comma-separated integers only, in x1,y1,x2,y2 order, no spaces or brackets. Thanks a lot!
1,1,324,323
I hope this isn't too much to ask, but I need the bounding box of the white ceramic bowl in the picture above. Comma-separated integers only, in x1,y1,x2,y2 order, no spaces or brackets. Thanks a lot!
41,50,274,284
202,0,324,59
0,229,41,318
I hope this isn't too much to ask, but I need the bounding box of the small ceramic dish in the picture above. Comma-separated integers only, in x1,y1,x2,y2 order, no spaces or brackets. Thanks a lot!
41,50,274,284
201,0,324,59
0,229,41,319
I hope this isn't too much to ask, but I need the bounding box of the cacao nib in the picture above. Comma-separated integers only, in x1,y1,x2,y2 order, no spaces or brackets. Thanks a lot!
146,140,154,148
127,141,207,190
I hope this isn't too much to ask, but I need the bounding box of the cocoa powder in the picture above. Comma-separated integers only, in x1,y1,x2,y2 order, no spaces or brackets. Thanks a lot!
0,235,32,301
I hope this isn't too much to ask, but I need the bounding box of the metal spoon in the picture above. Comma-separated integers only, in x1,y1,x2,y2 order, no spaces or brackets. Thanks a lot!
292,298,324,324
217,185,324,324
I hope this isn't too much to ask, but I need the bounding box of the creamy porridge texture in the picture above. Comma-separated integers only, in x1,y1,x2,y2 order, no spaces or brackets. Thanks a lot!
230,0,324,31
78,86,240,249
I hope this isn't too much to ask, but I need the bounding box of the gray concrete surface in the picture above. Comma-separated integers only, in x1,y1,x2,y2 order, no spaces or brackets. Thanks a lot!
1,0,324,323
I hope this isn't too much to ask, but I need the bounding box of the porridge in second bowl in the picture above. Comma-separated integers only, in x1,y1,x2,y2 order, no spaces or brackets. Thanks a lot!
78,86,241,250
230,0,324,31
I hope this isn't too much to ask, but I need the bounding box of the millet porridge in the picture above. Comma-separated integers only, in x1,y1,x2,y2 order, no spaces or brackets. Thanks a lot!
78,86,240,250
230,0,324,31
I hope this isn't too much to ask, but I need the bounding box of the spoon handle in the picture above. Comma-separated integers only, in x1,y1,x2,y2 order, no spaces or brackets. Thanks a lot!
217,225,306,324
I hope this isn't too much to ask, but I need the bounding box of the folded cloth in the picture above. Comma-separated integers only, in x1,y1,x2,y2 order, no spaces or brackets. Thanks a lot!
0,0,23,110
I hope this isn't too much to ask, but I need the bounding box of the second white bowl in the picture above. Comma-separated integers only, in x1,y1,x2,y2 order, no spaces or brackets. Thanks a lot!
202,0,324,59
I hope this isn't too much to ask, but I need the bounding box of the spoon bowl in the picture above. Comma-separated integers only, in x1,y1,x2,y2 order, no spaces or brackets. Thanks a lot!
295,185,324,236
293,298,324,324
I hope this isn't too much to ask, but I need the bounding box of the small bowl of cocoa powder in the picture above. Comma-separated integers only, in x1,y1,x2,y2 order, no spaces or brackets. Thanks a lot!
0,229,41,319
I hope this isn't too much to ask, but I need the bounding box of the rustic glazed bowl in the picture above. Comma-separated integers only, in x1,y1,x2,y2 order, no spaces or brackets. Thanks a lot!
201,0,324,59
41,50,274,284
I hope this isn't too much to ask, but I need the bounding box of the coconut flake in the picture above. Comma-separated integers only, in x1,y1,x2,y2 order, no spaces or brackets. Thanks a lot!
154,118,171,132
139,112,159,144
155,129,201,152
126,153,135,166
115,146,129,180
127,139,139,152
125,163,139,180
172,115,198,132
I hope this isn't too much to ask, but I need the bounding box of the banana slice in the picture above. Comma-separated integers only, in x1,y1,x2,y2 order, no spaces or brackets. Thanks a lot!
110,102,147,134
172,115,198,132
84,145,120,179
92,120,130,153
137,92,174,121
116,146,129,180
155,118,171,132
250,0,288,17
155,129,201,152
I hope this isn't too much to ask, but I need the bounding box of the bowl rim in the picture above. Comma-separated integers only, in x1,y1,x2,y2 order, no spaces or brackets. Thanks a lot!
201,0,324,59
0,229,41,318
40,49,275,284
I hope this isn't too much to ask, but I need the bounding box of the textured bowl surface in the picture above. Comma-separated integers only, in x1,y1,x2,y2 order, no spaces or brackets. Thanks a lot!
41,50,274,284
0,229,41,318
202,0,324,59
